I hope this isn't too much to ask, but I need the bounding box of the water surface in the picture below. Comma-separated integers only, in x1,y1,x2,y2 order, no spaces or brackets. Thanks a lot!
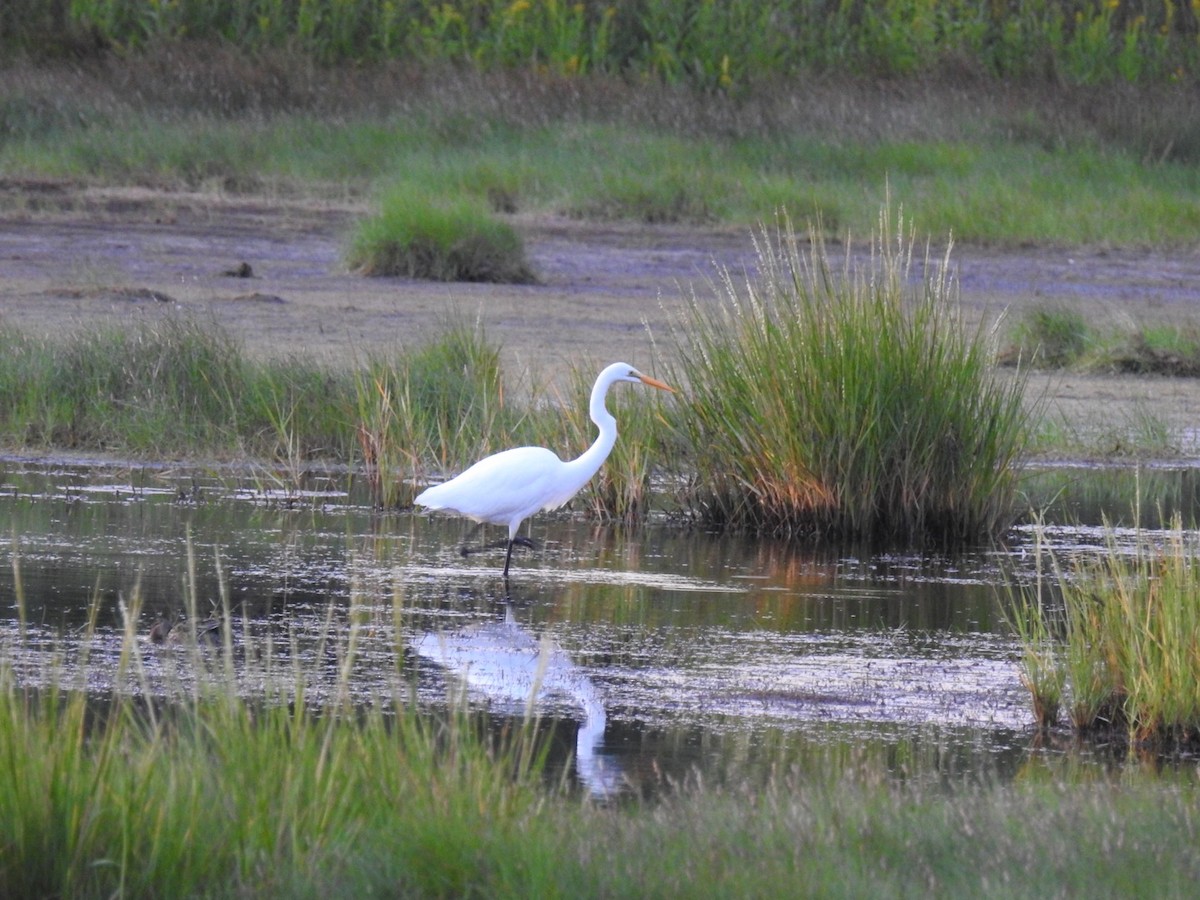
3,457,1196,795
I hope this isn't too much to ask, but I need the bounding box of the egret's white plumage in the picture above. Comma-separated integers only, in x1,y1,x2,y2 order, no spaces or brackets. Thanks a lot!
414,362,674,576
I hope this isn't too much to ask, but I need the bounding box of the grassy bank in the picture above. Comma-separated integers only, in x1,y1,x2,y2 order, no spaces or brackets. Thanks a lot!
1,57,1199,244
4,589,1200,897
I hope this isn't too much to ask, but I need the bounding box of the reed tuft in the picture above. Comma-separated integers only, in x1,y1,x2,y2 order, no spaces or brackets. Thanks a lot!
667,207,1033,543
1013,514,1200,745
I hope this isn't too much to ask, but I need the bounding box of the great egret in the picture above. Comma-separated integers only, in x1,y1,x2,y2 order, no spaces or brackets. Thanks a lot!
413,362,674,577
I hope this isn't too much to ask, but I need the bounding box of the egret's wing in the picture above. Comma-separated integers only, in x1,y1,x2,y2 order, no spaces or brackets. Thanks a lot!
414,447,565,525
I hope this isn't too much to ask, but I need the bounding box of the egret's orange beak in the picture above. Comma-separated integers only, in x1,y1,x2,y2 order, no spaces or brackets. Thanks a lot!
636,373,675,393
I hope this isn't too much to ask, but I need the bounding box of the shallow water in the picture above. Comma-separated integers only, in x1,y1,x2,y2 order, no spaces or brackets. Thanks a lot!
2,457,1198,795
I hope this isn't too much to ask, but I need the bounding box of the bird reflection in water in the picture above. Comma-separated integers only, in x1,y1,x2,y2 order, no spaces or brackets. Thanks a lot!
412,601,621,797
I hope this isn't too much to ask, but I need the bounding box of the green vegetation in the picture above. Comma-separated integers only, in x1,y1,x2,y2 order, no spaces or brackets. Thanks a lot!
665,211,1032,542
0,312,671,514
0,315,356,460
1004,305,1200,375
9,0,1199,86
348,184,536,283
2,45,1200,244
1012,515,1200,745
3,78,1199,242
353,320,518,506
4,578,1200,897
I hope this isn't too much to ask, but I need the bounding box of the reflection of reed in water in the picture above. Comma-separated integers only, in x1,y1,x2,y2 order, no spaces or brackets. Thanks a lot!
413,603,620,797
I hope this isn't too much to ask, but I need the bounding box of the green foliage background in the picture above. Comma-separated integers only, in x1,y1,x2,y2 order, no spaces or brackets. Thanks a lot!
5,0,1199,85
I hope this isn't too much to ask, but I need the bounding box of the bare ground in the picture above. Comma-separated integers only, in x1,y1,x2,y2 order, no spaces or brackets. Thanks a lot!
2,182,1200,453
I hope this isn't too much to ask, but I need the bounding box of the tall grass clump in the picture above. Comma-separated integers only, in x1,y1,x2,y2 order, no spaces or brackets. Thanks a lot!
1002,306,1095,369
1013,514,1200,745
667,208,1033,543
348,184,536,283
1003,305,1200,376
355,320,516,506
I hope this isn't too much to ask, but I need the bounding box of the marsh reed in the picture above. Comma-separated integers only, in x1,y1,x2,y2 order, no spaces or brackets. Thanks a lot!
1013,513,1200,745
665,209,1033,542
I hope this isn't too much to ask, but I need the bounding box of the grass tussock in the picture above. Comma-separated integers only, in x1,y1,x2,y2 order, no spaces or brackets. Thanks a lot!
348,185,536,284
1013,514,1200,745
667,208,1033,543
1003,305,1200,376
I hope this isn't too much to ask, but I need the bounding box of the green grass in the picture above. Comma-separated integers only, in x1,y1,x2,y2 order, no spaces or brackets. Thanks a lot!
1004,304,1200,376
0,311,675,516
0,314,358,460
3,62,1200,245
353,319,519,506
1013,514,1200,744
347,183,536,283
1002,306,1097,368
664,209,1034,542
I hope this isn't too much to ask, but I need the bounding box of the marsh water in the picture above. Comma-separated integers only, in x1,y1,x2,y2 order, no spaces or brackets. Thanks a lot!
2,457,1198,796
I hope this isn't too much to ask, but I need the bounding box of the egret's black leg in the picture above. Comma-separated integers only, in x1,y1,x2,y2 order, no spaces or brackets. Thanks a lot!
501,536,538,577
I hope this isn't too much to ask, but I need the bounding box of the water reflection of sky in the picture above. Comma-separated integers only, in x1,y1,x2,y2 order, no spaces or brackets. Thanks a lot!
4,458,1200,795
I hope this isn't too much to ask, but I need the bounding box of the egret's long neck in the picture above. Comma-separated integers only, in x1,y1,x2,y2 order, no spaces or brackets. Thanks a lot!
562,379,619,487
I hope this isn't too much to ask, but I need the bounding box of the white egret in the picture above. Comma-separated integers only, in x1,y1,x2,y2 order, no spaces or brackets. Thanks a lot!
413,362,674,577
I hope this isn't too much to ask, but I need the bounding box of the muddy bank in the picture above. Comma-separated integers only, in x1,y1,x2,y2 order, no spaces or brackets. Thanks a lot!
1,186,1199,442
